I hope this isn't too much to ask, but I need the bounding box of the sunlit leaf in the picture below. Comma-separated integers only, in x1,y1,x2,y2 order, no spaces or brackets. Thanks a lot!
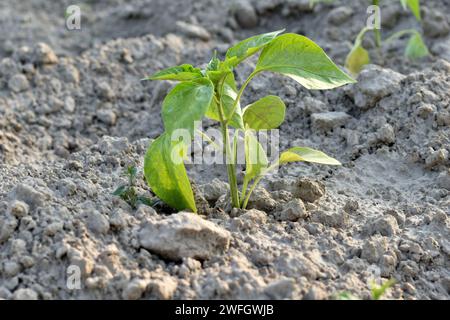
144,134,197,212
256,33,355,89
144,64,203,81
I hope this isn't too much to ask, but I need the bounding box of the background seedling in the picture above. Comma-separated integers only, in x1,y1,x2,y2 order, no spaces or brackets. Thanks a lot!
311,0,429,75
113,165,154,209
143,30,355,213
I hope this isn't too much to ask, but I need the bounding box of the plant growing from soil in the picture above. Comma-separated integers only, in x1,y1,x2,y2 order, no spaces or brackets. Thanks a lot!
113,165,154,209
143,30,355,213
311,0,429,75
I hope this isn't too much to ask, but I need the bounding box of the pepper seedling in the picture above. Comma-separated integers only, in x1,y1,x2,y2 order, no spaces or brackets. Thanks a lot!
142,30,355,213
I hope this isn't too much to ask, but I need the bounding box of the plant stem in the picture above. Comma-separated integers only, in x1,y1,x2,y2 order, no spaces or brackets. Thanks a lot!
217,90,240,209
242,176,262,210
241,162,279,209
225,70,260,124
373,0,382,48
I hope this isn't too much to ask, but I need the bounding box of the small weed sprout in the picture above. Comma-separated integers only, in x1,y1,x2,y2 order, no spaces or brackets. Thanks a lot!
142,30,355,213
113,166,154,209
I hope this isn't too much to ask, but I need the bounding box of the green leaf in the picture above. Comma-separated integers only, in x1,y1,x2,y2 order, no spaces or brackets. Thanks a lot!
206,51,220,72
162,78,214,135
345,44,370,76
225,30,285,67
144,134,197,212
244,130,269,183
400,0,421,20
145,64,203,81
256,33,356,89
279,147,341,165
205,72,244,129
243,95,286,130
405,32,429,59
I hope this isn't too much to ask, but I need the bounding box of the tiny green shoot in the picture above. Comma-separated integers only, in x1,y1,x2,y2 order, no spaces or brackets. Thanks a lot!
113,165,154,209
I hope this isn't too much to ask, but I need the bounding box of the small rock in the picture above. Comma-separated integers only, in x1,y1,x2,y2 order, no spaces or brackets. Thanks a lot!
361,237,387,263
311,210,348,228
303,96,327,115
13,288,38,300
423,9,450,38
8,74,29,93
311,112,351,131
275,199,308,222
97,109,117,126
264,278,297,299
245,187,277,212
437,170,450,190
425,148,448,169
9,183,45,209
0,216,18,243
148,276,178,299
240,209,267,224
367,215,399,237
64,97,76,113
95,81,115,101
293,178,325,203
350,65,405,110
327,6,353,25
343,199,359,213
376,124,395,144
303,285,328,300
87,211,110,234
176,21,211,41
234,1,258,29
198,179,228,202
7,200,29,218
122,279,148,300
139,212,231,261
33,43,58,65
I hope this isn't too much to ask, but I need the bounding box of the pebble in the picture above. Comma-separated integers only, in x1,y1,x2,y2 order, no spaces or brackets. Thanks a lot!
176,21,211,41
234,1,258,29
8,74,29,93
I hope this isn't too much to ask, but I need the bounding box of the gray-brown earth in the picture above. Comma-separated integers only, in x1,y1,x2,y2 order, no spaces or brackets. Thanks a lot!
0,0,449,300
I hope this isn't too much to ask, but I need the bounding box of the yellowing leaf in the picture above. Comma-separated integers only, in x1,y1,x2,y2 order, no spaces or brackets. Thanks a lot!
279,147,341,165
345,44,370,76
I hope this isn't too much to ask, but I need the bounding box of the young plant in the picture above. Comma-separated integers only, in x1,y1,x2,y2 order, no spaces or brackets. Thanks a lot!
113,166,154,209
346,0,428,75
142,30,355,213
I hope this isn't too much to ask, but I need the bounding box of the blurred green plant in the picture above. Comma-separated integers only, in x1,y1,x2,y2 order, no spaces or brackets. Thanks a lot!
311,0,429,75
335,279,396,300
